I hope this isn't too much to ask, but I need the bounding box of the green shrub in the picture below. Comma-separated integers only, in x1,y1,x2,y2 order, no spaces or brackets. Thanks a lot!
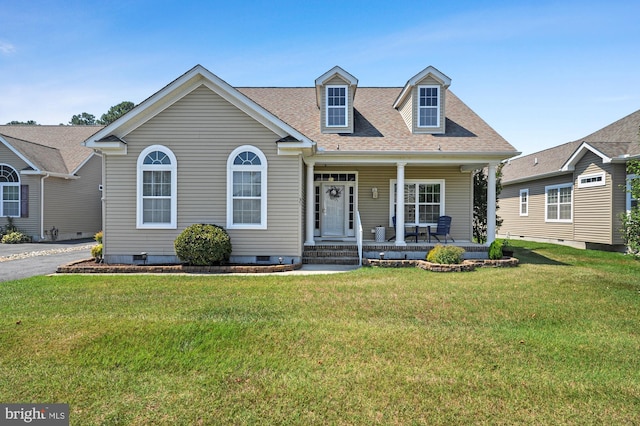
91,244,103,261
1,231,31,244
174,224,232,266
94,230,103,244
488,239,504,260
427,245,465,264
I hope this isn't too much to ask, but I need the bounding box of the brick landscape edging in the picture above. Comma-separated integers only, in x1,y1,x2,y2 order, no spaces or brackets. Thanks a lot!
364,257,518,272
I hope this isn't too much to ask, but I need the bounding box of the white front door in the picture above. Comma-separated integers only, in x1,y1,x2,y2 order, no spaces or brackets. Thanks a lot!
321,183,347,236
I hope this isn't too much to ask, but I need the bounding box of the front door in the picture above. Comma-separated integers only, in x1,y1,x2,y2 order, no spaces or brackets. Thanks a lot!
321,183,347,237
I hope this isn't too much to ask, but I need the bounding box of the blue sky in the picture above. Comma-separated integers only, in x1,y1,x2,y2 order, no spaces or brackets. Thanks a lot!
1,0,639,156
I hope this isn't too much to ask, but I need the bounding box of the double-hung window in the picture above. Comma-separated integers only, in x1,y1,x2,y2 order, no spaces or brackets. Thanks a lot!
137,146,177,229
418,85,440,128
519,189,529,216
227,146,267,229
326,85,347,127
391,180,445,225
0,165,20,217
545,183,572,222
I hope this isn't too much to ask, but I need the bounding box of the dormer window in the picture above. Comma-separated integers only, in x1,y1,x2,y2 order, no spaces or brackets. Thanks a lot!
418,85,440,128
326,85,347,127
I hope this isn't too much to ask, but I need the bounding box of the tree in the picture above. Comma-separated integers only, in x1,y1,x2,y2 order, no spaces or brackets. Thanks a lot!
69,112,96,125
97,101,135,125
621,159,640,256
473,164,504,243
6,120,38,125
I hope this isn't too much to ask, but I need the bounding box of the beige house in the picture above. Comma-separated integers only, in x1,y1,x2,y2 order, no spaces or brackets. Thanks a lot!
499,109,640,250
84,65,518,264
0,125,103,241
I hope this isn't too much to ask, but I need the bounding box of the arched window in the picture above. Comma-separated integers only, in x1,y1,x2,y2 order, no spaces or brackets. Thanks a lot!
227,146,267,229
0,164,20,217
137,146,177,228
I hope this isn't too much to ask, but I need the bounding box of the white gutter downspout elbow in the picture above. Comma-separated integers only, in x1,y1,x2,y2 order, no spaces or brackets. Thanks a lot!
40,174,49,241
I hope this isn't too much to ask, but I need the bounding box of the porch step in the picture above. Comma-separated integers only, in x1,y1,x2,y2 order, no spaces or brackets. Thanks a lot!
303,245,360,265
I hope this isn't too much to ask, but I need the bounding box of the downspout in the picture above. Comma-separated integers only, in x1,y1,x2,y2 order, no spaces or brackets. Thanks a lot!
40,173,50,241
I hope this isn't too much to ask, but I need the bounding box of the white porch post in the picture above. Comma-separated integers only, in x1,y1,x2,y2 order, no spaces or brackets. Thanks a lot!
487,162,497,245
305,161,315,246
395,162,406,246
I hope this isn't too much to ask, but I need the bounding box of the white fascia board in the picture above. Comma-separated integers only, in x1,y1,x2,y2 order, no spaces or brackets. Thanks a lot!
314,66,358,86
0,136,40,171
20,170,78,179
561,142,612,171
84,65,313,151
70,151,101,175
309,151,519,165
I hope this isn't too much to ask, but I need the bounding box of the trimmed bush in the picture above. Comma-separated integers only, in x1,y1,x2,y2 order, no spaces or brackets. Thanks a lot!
1,231,31,244
488,239,504,260
427,245,465,264
94,231,103,244
91,244,103,261
174,224,232,266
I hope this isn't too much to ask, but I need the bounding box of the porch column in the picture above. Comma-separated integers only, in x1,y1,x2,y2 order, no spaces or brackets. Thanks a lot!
395,162,406,246
487,162,497,245
305,161,315,246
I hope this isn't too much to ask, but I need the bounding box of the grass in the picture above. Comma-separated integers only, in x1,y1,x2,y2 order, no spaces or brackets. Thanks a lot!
1,240,639,425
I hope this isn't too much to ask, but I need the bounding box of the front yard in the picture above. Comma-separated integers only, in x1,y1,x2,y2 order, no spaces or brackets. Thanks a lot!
1,241,639,425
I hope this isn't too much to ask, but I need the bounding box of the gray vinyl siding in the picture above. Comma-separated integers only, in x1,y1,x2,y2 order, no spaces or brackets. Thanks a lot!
316,165,472,241
0,143,41,239
42,155,102,241
573,153,614,244
320,75,354,134
103,85,303,261
412,75,446,134
500,174,575,242
397,95,413,131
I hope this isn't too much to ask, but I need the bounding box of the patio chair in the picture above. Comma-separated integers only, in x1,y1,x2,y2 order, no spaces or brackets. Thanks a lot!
387,215,420,243
427,216,454,243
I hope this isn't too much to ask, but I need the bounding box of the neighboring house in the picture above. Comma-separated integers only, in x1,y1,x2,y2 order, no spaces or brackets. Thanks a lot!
84,65,519,264
499,109,640,250
0,125,104,241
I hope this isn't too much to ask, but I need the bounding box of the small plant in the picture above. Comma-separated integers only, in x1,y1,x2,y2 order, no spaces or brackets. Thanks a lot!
427,245,465,264
174,224,232,266
488,239,503,260
91,231,103,262
1,231,31,244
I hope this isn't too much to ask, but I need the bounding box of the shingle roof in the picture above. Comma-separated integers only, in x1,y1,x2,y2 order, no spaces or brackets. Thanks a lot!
0,125,103,174
237,87,517,154
502,108,640,184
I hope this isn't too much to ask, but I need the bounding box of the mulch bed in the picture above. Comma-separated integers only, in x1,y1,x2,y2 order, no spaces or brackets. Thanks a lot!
57,259,302,274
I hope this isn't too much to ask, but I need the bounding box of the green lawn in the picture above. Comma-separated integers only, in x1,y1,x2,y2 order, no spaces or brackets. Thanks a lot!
1,241,639,425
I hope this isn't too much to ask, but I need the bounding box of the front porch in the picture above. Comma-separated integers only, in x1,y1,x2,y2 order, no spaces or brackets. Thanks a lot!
303,240,488,265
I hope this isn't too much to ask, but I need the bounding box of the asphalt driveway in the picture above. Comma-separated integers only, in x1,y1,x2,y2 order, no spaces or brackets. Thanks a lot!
0,239,95,283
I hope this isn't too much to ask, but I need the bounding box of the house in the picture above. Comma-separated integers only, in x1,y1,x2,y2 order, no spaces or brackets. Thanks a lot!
83,65,519,265
499,109,640,250
0,125,104,241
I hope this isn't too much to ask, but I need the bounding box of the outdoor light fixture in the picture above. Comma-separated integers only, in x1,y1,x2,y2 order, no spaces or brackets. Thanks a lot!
379,252,385,260
278,257,283,265
371,187,378,199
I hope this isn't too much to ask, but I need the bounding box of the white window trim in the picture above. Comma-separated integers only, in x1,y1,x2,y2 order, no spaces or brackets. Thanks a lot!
325,85,348,128
519,189,529,216
0,164,20,218
417,84,440,128
578,171,606,188
136,145,177,229
389,179,445,226
227,145,268,230
627,174,638,212
545,183,573,223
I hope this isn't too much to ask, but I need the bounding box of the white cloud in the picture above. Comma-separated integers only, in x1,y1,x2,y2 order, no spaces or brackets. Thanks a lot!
0,41,16,55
